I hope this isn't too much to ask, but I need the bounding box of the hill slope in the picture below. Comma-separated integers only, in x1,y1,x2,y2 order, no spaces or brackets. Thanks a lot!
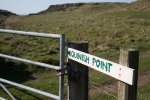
3,2,150,58
38,2,127,14
0,9,16,27
38,3,84,14
0,1,150,100
129,0,150,10
0,9,16,16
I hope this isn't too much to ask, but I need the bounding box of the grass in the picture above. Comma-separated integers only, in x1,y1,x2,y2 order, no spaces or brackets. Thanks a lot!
138,83,150,100
89,93,117,100
0,1,150,100
139,56,150,74
5,10,149,58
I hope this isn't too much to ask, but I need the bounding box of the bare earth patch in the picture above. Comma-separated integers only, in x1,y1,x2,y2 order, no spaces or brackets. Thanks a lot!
89,71,150,96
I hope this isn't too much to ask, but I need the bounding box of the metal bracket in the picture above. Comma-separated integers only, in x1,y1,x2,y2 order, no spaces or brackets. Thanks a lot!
56,67,68,76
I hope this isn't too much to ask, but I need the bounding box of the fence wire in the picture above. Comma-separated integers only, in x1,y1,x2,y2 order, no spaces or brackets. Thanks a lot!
90,81,118,94
89,74,118,99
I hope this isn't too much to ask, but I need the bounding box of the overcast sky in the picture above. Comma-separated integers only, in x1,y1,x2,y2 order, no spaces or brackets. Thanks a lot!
0,0,136,15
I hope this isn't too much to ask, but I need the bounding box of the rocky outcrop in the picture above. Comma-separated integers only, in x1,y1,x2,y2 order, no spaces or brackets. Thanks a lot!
0,9,16,27
39,3,84,14
0,9,16,16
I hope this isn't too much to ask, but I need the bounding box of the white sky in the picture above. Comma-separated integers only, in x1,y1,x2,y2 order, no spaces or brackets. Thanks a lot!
0,0,136,15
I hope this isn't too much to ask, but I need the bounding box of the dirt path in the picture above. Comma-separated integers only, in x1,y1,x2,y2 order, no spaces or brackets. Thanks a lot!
138,71,150,86
90,51,150,96
89,71,150,96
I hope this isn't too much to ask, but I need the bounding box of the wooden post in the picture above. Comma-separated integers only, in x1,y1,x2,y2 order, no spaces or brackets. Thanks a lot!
118,49,139,100
67,41,89,100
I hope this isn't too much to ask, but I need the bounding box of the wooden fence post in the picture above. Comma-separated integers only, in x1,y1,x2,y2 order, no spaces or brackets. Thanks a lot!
118,49,139,100
67,41,89,100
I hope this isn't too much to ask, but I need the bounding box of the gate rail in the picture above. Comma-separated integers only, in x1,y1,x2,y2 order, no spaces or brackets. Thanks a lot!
0,29,65,100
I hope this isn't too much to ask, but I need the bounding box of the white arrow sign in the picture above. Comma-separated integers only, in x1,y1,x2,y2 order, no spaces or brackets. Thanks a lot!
67,48,134,85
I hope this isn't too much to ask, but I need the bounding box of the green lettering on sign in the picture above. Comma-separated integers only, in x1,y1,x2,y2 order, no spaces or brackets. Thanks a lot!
92,57,112,72
68,49,112,72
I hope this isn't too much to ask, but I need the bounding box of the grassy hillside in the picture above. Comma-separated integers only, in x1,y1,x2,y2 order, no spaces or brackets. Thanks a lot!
3,3,150,58
128,0,150,10
0,1,150,100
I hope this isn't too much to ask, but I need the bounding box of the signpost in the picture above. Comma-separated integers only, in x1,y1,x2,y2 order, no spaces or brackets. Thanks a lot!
68,48,134,85
67,42,89,100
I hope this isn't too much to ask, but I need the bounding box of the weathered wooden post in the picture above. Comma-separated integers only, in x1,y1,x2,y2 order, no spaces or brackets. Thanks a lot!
118,49,139,100
67,41,89,100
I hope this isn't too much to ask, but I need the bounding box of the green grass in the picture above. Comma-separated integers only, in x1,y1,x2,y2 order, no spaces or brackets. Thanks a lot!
0,1,150,100
138,83,150,100
0,77,59,100
4,10,150,58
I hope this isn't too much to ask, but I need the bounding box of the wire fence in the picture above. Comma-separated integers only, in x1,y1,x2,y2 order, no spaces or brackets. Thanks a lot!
89,73,118,100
